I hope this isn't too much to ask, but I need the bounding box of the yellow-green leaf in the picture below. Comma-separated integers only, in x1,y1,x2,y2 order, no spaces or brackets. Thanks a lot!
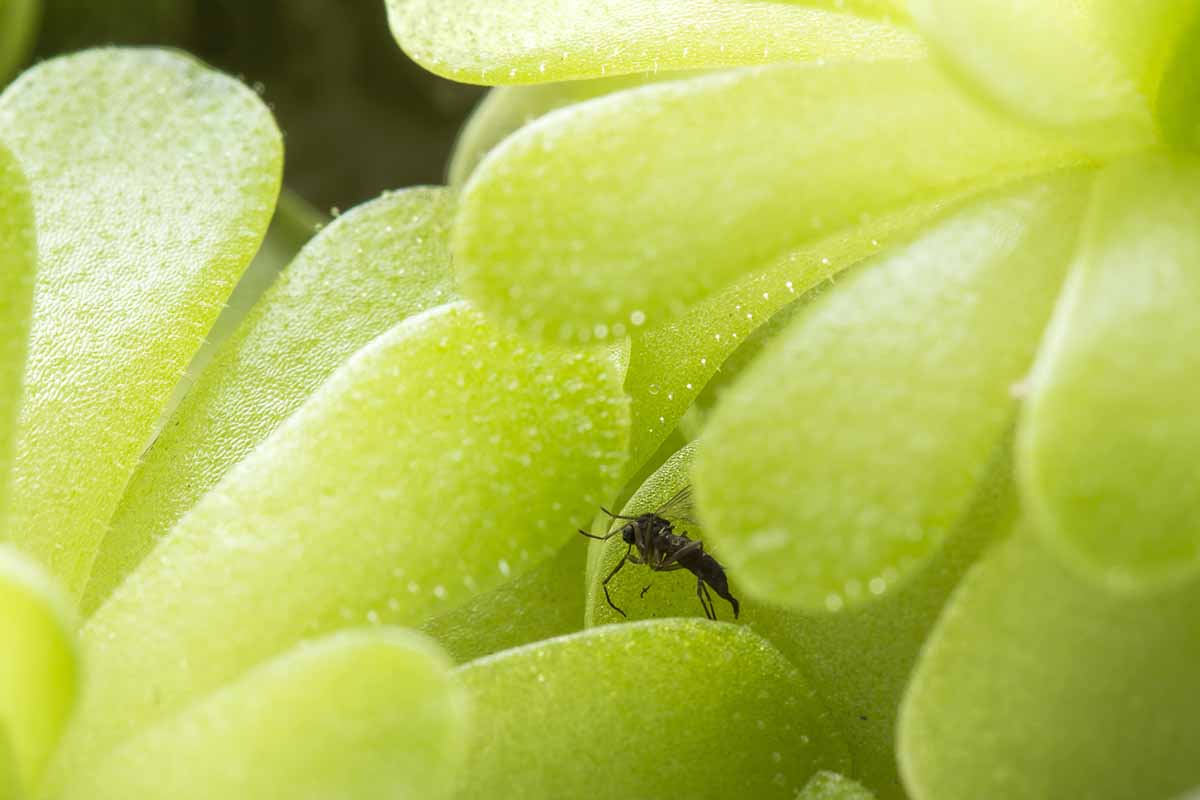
0,546,78,797
1019,155,1200,589
387,0,923,85
0,48,281,595
693,175,1088,611
455,619,849,799
0,142,34,523
65,629,466,800
898,528,1200,800
58,302,627,778
454,60,1110,342
83,187,452,614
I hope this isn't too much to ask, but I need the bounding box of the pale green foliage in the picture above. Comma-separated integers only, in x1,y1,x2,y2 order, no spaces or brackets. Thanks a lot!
422,539,588,664
387,0,923,85
83,187,454,614
1019,155,1200,589
0,142,33,524
66,629,466,800
0,48,281,595
800,771,877,800
448,76,677,185
0,546,77,798
455,619,849,799
454,59,1112,342
587,441,1015,799
899,528,1200,800
910,0,1196,139
693,175,1087,611
58,302,628,780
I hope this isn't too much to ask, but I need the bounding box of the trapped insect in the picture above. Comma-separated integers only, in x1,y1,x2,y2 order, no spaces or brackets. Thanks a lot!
579,485,740,621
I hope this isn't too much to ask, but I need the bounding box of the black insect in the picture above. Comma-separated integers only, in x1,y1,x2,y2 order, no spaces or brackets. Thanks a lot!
578,485,740,621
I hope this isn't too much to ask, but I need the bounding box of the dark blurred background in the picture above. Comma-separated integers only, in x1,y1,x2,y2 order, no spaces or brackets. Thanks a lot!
31,0,484,212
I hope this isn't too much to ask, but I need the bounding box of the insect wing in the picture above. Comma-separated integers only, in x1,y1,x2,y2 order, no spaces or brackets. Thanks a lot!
653,484,698,525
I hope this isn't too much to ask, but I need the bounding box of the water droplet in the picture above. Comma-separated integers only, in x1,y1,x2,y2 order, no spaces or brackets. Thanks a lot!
407,581,420,594
630,310,646,326
648,383,660,396
869,577,887,595
366,609,380,624
433,585,447,599
824,593,845,612
498,559,512,576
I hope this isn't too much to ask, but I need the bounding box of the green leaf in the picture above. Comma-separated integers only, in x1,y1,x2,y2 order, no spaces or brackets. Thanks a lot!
387,0,924,86
0,48,282,595
692,174,1088,612
623,192,958,472
454,619,850,799
799,771,877,800
1018,155,1200,590
898,528,1200,800
82,187,450,615
64,628,466,800
0,142,34,523
57,302,628,779
421,538,588,664
449,76,675,186
910,0,1192,139
454,59,1114,343
0,546,79,797
587,438,1016,798
0,0,38,81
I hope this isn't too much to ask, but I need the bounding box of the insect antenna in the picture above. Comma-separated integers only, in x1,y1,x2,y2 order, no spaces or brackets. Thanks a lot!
600,506,640,521
578,528,617,540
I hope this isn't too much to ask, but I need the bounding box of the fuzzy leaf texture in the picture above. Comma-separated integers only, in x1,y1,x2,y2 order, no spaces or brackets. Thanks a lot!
454,620,849,799
63,629,466,800
453,59,1115,342
0,48,281,595
693,174,1088,611
55,302,628,781
84,187,455,614
387,0,922,85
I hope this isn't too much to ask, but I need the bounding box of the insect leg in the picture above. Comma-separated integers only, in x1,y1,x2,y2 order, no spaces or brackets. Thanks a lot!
696,578,717,621
601,545,633,617
640,583,652,598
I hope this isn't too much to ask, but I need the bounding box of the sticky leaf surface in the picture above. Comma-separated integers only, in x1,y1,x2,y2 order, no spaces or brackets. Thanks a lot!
84,187,453,613
67,629,465,800
455,619,849,799
455,60,1108,341
388,0,923,85
0,48,281,594
63,302,628,776
0,143,34,522
693,175,1087,611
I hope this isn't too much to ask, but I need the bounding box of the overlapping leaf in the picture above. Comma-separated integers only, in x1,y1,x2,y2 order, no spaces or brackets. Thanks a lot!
1019,155,1200,589
0,547,78,798
65,629,465,800
0,142,33,522
693,175,1088,611
455,619,849,799
910,0,1195,140
899,529,1200,800
57,302,628,779
83,187,452,614
587,440,1016,798
0,48,281,595
454,59,1115,342
388,0,922,85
